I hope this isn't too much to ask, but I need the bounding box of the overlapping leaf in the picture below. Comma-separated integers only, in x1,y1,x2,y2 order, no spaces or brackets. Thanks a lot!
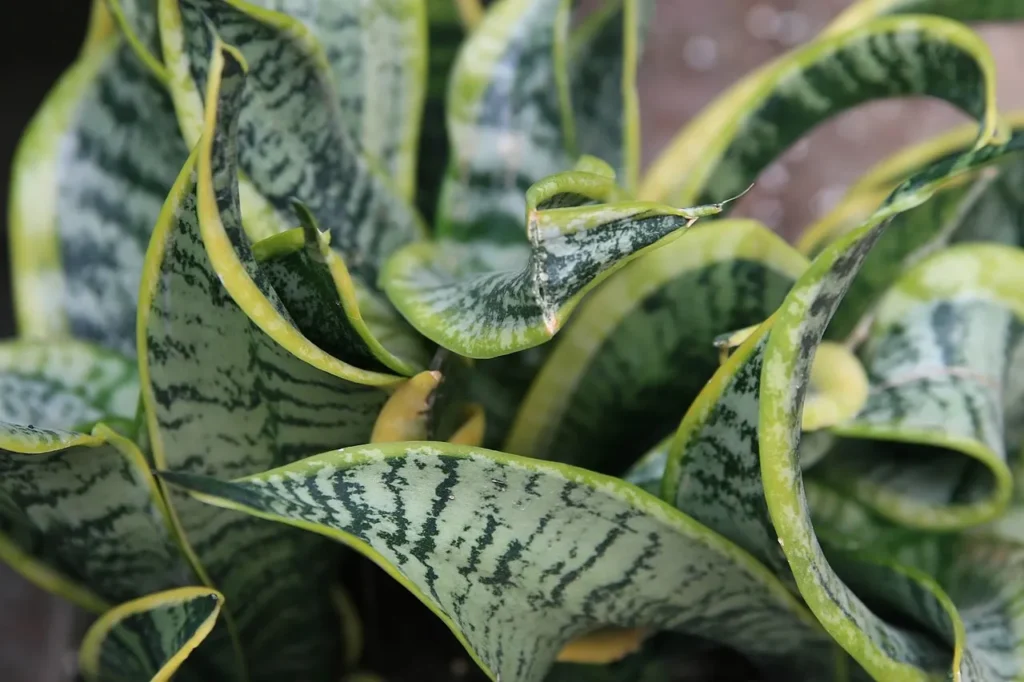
9,35,187,355
138,44,397,681
0,341,197,613
163,442,844,682
436,0,651,241
809,245,1024,530
78,587,223,682
506,219,808,474
755,131,1024,679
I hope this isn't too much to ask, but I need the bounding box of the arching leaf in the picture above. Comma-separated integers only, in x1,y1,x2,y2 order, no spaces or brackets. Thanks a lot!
639,16,1001,206
138,44,397,682
0,342,195,611
757,130,1024,679
9,36,187,355
162,442,843,682
811,245,1024,530
506,219,807,474
79,586,223,682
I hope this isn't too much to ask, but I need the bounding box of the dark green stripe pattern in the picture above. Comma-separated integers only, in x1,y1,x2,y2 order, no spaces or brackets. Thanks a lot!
384,167,725,358
174,0,423,289
163,442,842,682
0,342,195,607
140,46,391,682
80,587,222,682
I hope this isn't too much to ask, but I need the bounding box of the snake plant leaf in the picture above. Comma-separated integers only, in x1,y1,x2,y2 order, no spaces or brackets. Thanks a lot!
436,0,574,242
823,0,1024,36
139,44,402,681
418,0,473,222
506,219,808,474
808,480,1024,682
638,15,1001,207
755,132,1024,679
8,36,187,356
384,171,731,358
233,0,428,200
105,0,166,80
162,442,846,682
567,0,653,191
810,244,1024,530
251,207,430,376
159,0,425,271
78,587,223,682
0,341,199,612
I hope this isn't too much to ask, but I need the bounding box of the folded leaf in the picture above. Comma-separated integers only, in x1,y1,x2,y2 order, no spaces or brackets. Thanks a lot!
79,586,223,682
0,341,196,611
811,244,1024,529
9,36,187,355
639,15,1001,206
139,44,399,681
385,170,728,358
436,0,573,241
163,442,844,682
506,219,808,473
757,131,1024,678
251,212,429,376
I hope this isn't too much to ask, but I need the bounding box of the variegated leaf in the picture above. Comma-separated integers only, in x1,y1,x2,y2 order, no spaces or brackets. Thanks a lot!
0,342,197,612
506,219,808,474
163,442,844,682
756,130,1024,679
567,0,653,191
79,587,223,682
237,0,428,200
105,0,166,79
9,36,187,356
159,0,425,278
810,244,1024,530
384,167,729,358
823,0,1024,36
639,16,1001,206
435,0,573,241
251,210,430,376
139,44,398,682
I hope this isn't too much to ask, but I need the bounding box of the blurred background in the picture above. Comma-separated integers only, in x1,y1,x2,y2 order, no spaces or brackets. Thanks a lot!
1,1,1022,680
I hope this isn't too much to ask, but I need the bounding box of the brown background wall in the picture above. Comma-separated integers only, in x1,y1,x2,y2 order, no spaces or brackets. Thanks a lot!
0,1,1022,680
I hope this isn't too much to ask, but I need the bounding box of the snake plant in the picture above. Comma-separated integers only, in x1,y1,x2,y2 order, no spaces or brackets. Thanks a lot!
5,0,1024,680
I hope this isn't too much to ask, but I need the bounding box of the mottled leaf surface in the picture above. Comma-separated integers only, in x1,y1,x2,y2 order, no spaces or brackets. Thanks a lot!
436,0,573,242
507,219,807,474
812,245,1024,529
9,37,187,355
385,170,724,358
79,587,223,682
162,0,424,283
239,0,427,199
139,45,395,682
0,342,194,610
758,130,1024,679
164,442,842,682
